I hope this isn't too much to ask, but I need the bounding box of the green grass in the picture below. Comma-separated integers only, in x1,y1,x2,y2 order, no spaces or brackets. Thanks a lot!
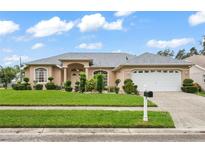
198,91,205,97
0,110,174,128
0,90,157,107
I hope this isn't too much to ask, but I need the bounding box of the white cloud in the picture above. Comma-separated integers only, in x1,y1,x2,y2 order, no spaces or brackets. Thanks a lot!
189,12,205,26
78,13,123,32
103,19,123,30
77,42,103,49
3,55,30,65
0,20,19,36
147,38,194,49
27,16,74,37
0,48,12,53
114,11,135,17
31,43,44,50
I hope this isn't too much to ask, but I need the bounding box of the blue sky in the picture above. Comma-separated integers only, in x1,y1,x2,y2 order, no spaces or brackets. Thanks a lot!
0,11,205,66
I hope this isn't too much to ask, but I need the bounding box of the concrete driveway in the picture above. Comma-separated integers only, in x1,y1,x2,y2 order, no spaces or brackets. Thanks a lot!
151,92,205,129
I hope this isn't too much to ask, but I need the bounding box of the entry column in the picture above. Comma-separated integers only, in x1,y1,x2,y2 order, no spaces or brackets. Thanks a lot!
63,67,67,82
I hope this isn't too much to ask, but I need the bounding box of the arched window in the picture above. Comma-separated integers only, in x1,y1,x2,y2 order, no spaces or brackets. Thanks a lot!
35,68,47,83
94,70,108,86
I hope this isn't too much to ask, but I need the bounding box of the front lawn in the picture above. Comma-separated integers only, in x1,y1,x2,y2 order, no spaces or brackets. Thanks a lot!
0,110,174,128
0,90,157,107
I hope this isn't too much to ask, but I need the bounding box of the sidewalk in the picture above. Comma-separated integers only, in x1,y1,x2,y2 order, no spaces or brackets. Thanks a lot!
1,128,205,141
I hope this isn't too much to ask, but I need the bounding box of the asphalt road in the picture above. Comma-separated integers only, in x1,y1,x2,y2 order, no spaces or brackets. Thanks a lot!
1,133,205,142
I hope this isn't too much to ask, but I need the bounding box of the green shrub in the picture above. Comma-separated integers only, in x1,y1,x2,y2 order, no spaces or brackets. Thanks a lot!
182,86,198,93
181,78,198,93
48,77,54,82
114,87,120,94
79,72,86,93
55,85,62,90
86,79,95,92
23,77,29,83
183,78,194,86
34,84,43,90
96,74,104,93
123,79,138,94
64,80,72,92
26,85,32,90
45,82,56,90
115,79,121,86
74,81,80,92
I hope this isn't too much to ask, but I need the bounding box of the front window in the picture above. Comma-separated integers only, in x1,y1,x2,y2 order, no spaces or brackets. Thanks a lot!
35,68,47,83
94,70,108,86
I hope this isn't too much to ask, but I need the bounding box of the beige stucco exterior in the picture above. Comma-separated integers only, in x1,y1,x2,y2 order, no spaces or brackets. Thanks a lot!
25,60,190,91
189,65,205,90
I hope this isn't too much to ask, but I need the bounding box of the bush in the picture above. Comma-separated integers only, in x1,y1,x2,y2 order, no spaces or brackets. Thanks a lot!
12,82,32,90
181,78,198,93
34,84,43,90
86,79,95,92
115,79,121,86
114,87,120,94
75,81,80,92
48,77,54,82
181,86,198,93
123,79,139,94
45,82,56,90
96,74,104,93
79,72,86,93
64,80,72,92
193,83,202,92
23,77,29,83
55,85,62,90
183,79,194,86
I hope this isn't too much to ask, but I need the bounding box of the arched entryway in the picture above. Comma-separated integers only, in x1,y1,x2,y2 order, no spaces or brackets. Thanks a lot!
66,63,85,87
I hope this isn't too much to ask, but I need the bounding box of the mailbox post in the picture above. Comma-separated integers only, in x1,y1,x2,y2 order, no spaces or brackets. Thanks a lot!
143,91,153,122
143,94,148,121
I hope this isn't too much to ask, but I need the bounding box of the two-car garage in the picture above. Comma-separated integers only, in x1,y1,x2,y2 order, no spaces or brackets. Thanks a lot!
131,70,182,91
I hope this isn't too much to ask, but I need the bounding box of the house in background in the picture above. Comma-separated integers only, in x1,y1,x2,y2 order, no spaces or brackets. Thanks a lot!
25,52,192,92
185,55,205,90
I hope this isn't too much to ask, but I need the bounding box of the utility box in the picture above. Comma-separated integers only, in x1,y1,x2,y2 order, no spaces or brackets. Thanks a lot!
144,91,153,98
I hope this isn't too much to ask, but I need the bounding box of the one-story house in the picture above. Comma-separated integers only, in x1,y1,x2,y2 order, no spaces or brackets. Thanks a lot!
25,52,192,92
185,55,205,91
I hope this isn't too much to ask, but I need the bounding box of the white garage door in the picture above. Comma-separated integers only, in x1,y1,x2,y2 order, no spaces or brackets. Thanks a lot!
131,70,182,91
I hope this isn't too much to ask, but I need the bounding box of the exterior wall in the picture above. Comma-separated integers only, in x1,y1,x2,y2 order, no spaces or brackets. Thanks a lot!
88,68,116,87
115,66,190,92
189,65,205,90
52,66,62,85
24,65,62,86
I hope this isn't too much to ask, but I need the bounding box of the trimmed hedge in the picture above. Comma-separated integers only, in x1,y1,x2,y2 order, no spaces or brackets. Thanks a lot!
64,80,72,92
181,78,199,93
181,86,198,93
34,84,43,90
45,82,56,90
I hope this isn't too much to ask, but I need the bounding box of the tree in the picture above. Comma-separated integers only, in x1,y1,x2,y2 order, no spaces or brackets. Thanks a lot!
189,47,199,56
96,74,104,93
157,49,174,57
200,35,205,55
79,72,86,93
175,49,186,60
0,67,16,89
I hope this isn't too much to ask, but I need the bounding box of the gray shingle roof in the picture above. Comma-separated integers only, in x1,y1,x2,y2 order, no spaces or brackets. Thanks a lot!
26,52,135,67
125,52,191,66
26,52,191,67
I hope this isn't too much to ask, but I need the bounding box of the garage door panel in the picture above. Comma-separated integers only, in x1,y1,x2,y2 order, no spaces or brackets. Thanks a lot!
131,71,181,91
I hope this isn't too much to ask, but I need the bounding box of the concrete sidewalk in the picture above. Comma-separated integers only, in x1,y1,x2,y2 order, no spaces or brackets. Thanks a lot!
0,106,161,111
0,128,205,141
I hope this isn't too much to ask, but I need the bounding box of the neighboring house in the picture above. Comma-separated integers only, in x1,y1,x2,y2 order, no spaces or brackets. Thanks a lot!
25,52,192,92
185,55,205,90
